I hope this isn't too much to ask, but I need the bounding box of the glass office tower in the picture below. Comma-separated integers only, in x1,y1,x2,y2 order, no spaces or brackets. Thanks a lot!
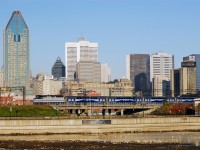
126,54,151,96
3,10,31,94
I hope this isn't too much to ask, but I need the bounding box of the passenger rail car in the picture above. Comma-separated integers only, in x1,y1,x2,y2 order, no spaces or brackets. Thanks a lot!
33,97,65,105
33,96,195,105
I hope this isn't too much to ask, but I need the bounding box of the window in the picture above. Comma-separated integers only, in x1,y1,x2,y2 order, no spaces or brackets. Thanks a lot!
14,35,16,42
14,35,20,42
18,35,20,42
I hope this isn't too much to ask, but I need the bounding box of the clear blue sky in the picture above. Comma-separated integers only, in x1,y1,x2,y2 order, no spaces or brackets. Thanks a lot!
0,0,200,80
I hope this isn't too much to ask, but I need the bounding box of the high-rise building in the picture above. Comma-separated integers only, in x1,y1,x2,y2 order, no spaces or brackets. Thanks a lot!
171,60,196,97
180,60,196,95
101,63,111,83
65,38,98,80
3,10,31,94
152,76,170,97
75,61,101,83
150,53,174,96
52,57,65,80
170,69,180,97
126,54,150,96
150,53,174,81
183,54,200,91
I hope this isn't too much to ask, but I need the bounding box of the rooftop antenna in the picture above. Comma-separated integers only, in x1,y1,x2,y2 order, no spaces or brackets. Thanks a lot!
79,33,85,41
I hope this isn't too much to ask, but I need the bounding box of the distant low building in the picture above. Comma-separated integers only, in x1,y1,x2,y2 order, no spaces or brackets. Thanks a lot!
33,73,63,96
65,78,134,96
0,87,34,106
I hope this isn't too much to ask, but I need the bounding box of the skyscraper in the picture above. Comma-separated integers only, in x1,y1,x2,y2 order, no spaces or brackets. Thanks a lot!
3,10,31,94
65,38,98,81
180,60,196,95
170,69,180,97
126,54,150,96
183,54,200,91
52,57,65,79
150,53,174,81
150,53,174,96
76,61,101,82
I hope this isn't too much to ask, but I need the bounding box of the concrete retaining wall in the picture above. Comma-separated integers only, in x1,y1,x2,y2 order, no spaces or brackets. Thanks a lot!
0,117,200,134
0,117,200,126
112,117,200,124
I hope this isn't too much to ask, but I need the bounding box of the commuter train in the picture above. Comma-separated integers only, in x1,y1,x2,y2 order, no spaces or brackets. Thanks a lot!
66,96,195,104
33,96,195,105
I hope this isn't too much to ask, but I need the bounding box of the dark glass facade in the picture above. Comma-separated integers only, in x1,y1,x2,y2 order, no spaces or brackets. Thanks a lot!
129,54,151,96
52,57,65,79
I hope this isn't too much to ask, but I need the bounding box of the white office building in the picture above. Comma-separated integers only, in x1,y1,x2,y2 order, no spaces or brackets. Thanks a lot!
65,38,98,81
150,53,174,81
101,63,111,83
33,74,63,96
150,53,174,96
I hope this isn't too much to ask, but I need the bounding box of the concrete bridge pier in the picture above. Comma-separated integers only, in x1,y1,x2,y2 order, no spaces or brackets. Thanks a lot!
77,109,81,116
108,109,111,115
121,109,124,116
72,109,76,114
68,109,72,114
102,109,105,116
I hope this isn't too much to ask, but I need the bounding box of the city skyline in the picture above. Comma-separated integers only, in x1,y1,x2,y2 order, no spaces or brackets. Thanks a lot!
1,0,200,80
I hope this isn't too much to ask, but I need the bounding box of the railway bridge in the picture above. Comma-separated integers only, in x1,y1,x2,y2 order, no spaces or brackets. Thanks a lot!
54,103,161,116
33,96,195,116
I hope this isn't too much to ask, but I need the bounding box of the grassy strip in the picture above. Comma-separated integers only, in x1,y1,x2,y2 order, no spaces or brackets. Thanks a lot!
0,105,68,117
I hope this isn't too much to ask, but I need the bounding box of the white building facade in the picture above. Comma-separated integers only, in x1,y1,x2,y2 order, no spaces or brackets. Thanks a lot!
33,74,62,96
150,53,174,96
101,63,111,83
65,38,98,81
